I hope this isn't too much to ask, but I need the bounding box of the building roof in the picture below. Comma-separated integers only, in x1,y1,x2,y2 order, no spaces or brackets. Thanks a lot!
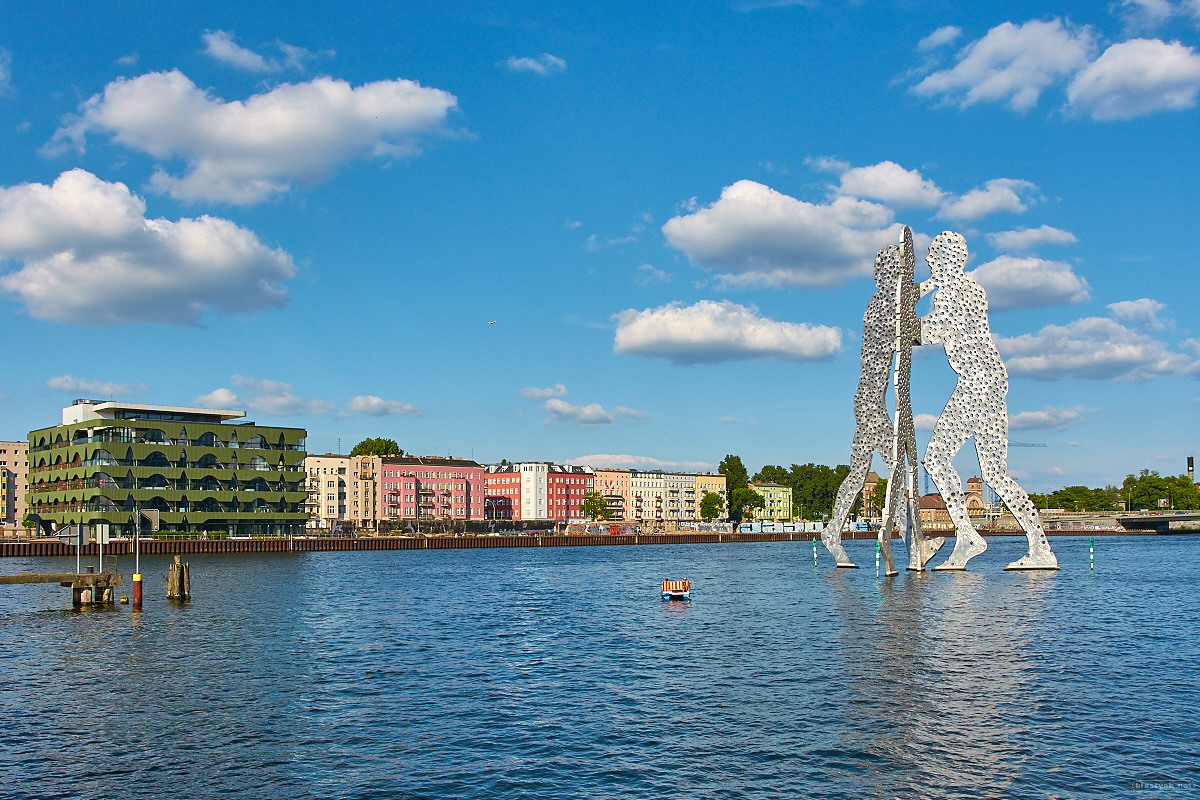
919,493,947,510
383,455,483,468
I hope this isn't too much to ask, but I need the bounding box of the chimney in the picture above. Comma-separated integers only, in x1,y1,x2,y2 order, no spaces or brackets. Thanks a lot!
1189,456,1195,484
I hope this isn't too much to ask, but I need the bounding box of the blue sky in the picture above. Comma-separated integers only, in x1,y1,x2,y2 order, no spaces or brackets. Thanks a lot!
1,0,1199,492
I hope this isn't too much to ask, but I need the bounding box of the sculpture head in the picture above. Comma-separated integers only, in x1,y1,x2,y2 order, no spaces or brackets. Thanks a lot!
927,231,967,282
873,244,902,290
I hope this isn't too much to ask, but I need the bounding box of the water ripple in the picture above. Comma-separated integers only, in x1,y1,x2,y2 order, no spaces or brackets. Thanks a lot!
1,536,1198,798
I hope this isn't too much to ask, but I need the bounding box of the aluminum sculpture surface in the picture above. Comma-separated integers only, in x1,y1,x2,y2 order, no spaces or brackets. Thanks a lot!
919,231,1058,571
826,228,1058,572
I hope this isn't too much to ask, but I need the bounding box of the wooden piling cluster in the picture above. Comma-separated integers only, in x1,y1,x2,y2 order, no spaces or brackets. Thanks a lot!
166,556,190,601
0,570,123,606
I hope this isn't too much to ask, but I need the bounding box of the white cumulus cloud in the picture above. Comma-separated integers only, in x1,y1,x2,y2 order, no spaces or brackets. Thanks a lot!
520,384,568,399
0,169,294,325
1009,405,1093,430
818,159,945,208
997,317,1191,381
986,225,1078,251
919,26,963,51
662,180,898,288
195,387,240,409
939,178,1037,220
1067,38,1200,120
613,300,842,364
913,19,1096,111
202,30,322,73
1107,298,1168,331
505,54,567,76
544,397,613,426
345,395,420,417
46,375,144,396
50,69,458,204
969,256,1091,310
914,413,940,431
198,376,335,416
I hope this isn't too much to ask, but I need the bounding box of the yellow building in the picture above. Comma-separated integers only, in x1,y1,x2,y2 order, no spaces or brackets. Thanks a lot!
750,481,793,522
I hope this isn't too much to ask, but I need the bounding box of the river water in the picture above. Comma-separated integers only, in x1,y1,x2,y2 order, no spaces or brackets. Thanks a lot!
1,535,1197,799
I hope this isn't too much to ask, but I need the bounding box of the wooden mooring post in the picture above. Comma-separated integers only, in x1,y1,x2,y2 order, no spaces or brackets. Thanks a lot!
166,555,190,601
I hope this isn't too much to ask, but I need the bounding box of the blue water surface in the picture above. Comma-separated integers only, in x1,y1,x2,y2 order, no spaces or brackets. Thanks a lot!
1,535,1198,799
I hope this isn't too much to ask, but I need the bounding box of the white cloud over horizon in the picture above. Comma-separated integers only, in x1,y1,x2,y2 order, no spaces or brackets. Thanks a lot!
345,395,420,417
49,69,458,204
662,180,899,288
519,384,646,426
569,453,715,471
970,255,1091,309
1009,405,1094,430
613,300,842,364
198,376,335,416
0,169,294,325
46,374,144,397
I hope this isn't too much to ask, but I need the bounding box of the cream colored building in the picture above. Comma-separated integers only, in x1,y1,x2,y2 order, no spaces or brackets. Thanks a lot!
594,468,632,520
305,454,349,531
350,455,381,530
695,473,728,519
305,453,382,532
1,440,29,535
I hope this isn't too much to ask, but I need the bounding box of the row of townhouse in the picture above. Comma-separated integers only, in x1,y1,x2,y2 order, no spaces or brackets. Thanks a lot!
302,455,764,529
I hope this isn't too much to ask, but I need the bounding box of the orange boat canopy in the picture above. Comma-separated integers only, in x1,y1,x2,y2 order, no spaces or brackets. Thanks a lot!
661,579,690,593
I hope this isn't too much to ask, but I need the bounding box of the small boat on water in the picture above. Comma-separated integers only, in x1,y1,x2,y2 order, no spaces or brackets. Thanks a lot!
661,579,691,601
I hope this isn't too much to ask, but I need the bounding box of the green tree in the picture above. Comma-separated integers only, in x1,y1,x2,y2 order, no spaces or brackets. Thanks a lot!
732,487,765,520
581,491,611,521
788,463,850,520
1044,485,1119,512
871,477,888,516
753,464,789,484
1121,470,1200,511
699,491,726,521
349,437,403,457
719,455,750,520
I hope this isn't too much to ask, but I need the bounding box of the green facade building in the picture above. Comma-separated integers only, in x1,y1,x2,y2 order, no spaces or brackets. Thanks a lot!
27,400,308,537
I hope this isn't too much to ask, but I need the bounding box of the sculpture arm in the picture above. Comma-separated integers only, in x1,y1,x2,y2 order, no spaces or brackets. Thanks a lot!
917,278,935,299
917,315,942,346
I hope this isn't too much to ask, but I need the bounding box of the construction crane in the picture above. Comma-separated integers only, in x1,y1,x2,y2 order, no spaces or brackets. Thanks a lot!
1010,442,1047,447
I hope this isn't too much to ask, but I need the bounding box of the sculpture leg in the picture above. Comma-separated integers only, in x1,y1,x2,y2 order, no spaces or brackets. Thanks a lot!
823,432,876,568
926,417,987,570
878,465,909,576
976,437,1059,570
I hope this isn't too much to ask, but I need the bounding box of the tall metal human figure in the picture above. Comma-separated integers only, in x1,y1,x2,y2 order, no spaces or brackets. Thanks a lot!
879,227,943,573
823,227,942,572
918,231,1058,571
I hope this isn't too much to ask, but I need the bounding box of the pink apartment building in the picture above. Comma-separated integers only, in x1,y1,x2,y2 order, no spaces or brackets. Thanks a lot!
379,456,485,521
